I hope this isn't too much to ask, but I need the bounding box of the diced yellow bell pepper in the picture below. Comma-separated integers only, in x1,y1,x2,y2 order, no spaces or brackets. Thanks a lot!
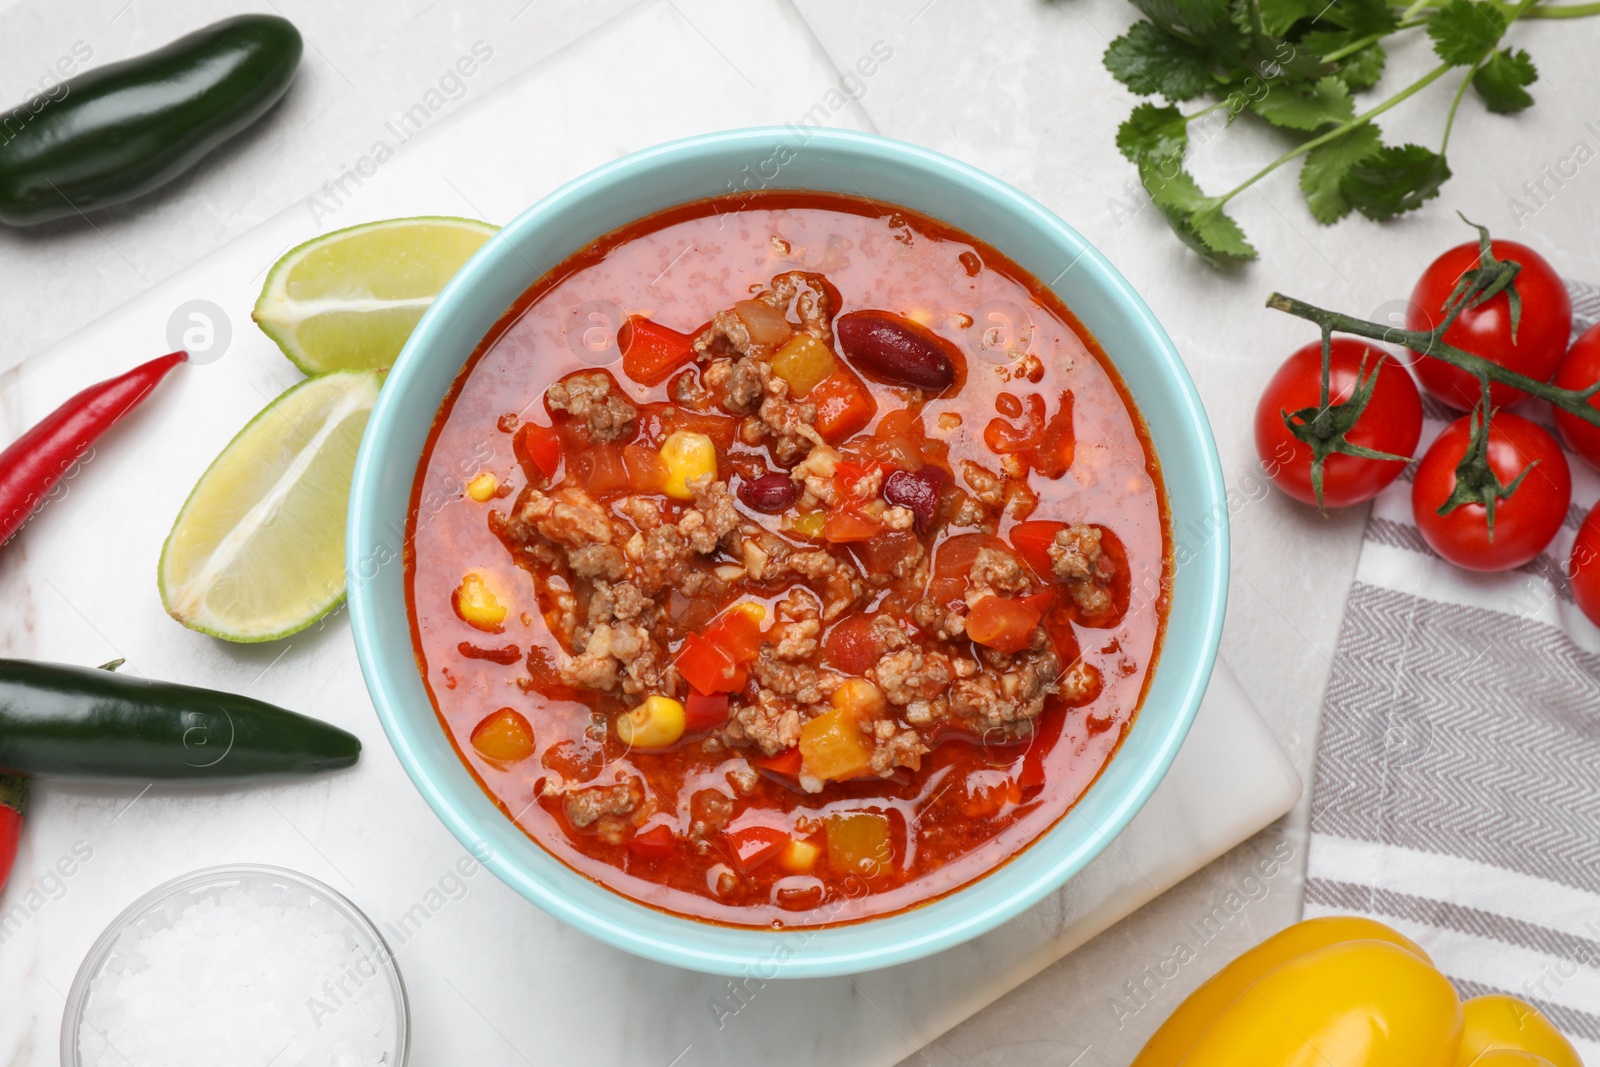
790,511,825,539
616,695,686,750
1458,994,1582,1067
777,837,820,874
824,812,891,877
658,430,717,500
799,702,875,781
1135,917,1584,1067
770,335,836,399
453,572,506,632
466,471,498,502
831,678,886,718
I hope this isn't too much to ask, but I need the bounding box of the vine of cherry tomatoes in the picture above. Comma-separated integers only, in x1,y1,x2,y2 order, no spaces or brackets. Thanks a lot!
1256,236,1600,627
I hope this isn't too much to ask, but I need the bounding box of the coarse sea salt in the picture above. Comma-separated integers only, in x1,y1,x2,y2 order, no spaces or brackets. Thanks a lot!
76,874,398,1066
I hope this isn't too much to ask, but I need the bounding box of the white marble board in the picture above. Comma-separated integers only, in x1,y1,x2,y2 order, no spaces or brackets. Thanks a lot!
0,1,1301,1063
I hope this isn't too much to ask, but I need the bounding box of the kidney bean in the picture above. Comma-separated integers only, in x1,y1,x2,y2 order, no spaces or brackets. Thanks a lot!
836,311,957,391
882,467,948,533
737,472,797,513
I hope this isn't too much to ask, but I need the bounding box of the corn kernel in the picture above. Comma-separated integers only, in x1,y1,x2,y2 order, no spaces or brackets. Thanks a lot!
616,695,687,750
790,511,825,538
466,471,498,501
777,837,820,874
658,430,717,500
453,572,506,632
831,678,887,719
770,335,836,398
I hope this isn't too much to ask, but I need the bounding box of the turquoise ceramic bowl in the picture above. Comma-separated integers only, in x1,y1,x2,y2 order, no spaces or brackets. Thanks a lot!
348,127,1227,978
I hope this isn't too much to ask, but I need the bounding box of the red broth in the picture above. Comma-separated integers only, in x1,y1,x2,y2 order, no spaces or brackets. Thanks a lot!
407,191,1170,927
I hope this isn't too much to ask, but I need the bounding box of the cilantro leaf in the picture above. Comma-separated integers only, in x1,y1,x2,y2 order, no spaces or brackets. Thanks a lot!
1256,0,1327,37
1319,0,1400,37
1250,75,1355,130
1139,157,1257,263
1428,0,1507,66
1339,143,1452,220
1473,47,1537,113
1105,22,1217,100
1299,123,1383,222
1117,103,1191,162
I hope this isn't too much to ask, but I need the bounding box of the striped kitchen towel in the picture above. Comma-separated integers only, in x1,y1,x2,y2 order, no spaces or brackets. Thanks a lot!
1305,279,1600,1062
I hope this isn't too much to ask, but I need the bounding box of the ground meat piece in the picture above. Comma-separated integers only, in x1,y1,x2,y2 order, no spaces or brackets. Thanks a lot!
683,478,741,554
689,789,736,846
545,371,636,443
792,445,840,508
1050,524,1116,617
961,460,1006,508
748,393,822,465
720,357,768,414
769,589,823,661
694,308,768,364
1058,660,1102,704
912,597,966,641
948,489,994,531
561,620,646,691
557,778,642,828
869,724,929,776
883,506,915,532
871,646,954,706
512,488,616,550
567,544,625,580
722,692,808,756
757,271,835,344
967,546,1033,600
872,615,912,652
629,525,690,593
751,650,839,705
786,550,866,621
726,765,761,796
948,647,1060,735
727,522,791,580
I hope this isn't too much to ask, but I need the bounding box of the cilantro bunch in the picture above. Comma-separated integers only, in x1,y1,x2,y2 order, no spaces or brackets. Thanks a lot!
1106,0,1596,264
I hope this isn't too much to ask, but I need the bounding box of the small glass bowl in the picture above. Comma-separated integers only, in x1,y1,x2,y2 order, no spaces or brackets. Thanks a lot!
61,863,409,1066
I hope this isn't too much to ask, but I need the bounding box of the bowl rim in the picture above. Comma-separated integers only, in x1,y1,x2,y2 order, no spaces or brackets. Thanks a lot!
347,126,1228,977
59,862,410,1065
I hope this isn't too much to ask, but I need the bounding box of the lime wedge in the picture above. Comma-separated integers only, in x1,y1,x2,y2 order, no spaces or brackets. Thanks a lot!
159,371,383,642
252,216,497,373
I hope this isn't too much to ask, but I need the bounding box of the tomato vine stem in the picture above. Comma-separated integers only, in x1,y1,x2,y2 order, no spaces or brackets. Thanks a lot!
1264,293,1600,427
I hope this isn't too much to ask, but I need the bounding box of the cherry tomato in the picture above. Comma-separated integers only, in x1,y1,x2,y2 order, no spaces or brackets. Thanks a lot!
1570,503,1600,627
1411,411,1571,572
1552,322,1600,469
1254,338,1422,507
1406,238,1571,410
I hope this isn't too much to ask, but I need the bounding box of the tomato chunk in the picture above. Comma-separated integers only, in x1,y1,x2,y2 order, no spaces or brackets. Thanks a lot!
1009,520,1066,581
703,606,764,663
725,825,789,872
621,315,695,386
966,594,1046,653
822,509,882,543
823,614,884,676
684,689,730,731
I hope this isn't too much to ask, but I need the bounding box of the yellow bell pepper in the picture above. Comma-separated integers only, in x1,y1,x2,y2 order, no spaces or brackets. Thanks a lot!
1134,916,1584,1067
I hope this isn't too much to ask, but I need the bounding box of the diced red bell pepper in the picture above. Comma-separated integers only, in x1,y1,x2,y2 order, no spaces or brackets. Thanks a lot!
627,824,678,861
674,633,746,694
703,608,763,664
966,594,1047,654
810,369,877,443
514,422,563,483
754,746,803,778
684,689,730,731
831,460,883,503
725,825,789,872
822,508,882,543
622,442,667,493
621,315,695,386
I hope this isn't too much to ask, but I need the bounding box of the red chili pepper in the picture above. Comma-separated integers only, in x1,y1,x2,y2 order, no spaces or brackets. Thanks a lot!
0,774,27,892
0,351,186,548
